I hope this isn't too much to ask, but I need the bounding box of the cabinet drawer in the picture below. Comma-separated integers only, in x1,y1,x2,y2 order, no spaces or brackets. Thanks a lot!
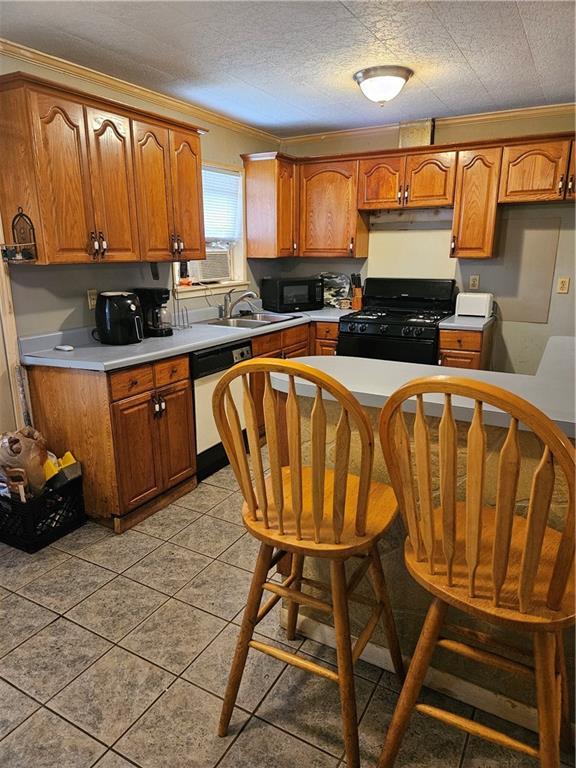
109,365,154,401
439,350,481,369
283,342,309,359
314,322,339,341
252,331,282,356
154,355,189,387
439,330,482,352
281,324,309,348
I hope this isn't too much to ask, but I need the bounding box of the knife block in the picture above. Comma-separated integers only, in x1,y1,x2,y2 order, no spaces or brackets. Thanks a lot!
351,288,362,311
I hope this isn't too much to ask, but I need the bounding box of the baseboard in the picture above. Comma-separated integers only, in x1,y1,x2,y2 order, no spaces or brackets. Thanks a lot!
280,608,567,736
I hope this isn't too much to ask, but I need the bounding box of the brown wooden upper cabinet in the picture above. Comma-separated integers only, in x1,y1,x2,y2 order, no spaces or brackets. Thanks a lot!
300,160,368,258
0,73,206,265
357,151,456,209
498,139,572,202
357,155,404,209
403,151,456,207
243,153,297,258
451,146,502,259
86,106,140,262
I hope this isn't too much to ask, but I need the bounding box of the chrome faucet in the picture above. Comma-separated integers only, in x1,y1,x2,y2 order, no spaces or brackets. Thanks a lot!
221,289,258,318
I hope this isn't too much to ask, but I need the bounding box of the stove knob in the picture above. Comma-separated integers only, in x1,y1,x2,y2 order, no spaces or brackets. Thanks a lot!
348,323,356,332
414,327,423,337
379,324,389,334
359,323,367,333
401,326,412,337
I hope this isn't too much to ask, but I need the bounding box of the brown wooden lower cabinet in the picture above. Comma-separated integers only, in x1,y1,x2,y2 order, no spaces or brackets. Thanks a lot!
27,354,196,532
438,326,493,369
310,321,339,356
315,339,338,355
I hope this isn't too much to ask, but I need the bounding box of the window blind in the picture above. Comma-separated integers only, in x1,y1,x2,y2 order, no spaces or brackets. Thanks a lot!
202,167,242,242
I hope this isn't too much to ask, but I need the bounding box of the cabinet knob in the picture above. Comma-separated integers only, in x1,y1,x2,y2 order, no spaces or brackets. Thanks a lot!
129,378,138,388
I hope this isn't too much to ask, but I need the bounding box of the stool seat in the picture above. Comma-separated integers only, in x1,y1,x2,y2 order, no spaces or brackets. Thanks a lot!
405,503,575,631
243,467,398,559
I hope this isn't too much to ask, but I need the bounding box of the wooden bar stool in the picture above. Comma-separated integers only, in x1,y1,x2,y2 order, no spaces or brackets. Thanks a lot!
213,359,405,768
377,376,575,768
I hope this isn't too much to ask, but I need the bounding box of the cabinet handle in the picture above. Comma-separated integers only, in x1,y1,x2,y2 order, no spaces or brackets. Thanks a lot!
404,185,409,204
152,394,161,417
98,231,108,258
558,175,565,195
128,378,138,389
349,237,354,253
159,395,167,413
177,236,184,254
397,185,402,203
451,235,456,254
171,234,178,255
568,175,574,196
90,231,100,260
293,242,297,252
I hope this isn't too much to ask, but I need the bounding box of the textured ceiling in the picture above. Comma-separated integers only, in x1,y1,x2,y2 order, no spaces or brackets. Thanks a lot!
0,0,574,137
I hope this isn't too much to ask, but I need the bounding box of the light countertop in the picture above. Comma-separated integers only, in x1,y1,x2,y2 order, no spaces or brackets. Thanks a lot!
270,336,575,437
20,308,345,372
439,314,495,331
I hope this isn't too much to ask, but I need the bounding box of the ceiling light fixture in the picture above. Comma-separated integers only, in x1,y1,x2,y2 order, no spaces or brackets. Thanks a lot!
353,65,413,104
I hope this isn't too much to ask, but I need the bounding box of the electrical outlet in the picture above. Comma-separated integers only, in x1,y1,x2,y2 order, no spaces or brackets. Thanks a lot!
87,289,98,310
468,275,480,290
557,277,570,294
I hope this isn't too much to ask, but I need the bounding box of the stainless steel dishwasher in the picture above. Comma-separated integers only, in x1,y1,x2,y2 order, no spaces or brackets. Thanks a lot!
191,340,252,479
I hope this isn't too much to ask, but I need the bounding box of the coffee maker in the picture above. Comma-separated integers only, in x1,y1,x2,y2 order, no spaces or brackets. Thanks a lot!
133,288,173,337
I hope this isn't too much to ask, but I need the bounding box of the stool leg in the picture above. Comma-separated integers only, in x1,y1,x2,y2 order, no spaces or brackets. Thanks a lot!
219,541,273,737
534,632,561,768
286,554,304,641
369,546,405,680
331,559,360,768
377,598,447,768
555,631,573,754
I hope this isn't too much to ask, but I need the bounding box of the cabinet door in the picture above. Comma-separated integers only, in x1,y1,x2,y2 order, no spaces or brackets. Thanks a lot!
277,159,297,256
112,391,164,512
439,350,481,369
358,156,404,209
29,90,95,263
132,120,175,261
315,339,338,356
300,160,358,256
169,130,205,260
498,140,571,202
157,380,196,489
404,151,456,207
452,147,502,259
566,141,575,199
85,107,140,262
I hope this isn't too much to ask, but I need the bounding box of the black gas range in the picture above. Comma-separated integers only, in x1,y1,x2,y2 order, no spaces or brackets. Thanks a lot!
337,278,457,365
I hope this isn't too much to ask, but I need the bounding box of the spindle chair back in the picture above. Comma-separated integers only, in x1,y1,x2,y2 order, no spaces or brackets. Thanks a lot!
213,358,378,552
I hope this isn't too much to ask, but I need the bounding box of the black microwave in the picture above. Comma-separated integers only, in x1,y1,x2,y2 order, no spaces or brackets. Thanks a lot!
260,277,324,313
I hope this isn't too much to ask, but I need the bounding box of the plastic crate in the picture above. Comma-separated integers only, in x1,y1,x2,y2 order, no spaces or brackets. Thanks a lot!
0,475,86,553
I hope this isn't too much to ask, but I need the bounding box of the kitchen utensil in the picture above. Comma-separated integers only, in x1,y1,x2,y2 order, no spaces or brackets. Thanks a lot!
94,292,144,345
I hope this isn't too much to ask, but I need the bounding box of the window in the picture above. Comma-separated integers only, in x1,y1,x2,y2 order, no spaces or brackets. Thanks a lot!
175,166,246,292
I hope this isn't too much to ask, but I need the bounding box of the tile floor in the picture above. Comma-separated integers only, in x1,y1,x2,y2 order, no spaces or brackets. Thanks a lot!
0,465,572,767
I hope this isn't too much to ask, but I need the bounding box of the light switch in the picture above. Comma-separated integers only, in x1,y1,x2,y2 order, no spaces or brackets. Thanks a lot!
87,289,98,310
468,275,480,290
557,277,570,294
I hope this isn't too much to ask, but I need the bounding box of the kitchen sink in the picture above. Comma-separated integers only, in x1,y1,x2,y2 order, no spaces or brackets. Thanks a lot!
206,318,270,328
206,313,297,328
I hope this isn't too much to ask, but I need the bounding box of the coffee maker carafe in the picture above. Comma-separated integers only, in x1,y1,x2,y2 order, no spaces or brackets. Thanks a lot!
133,288,173,337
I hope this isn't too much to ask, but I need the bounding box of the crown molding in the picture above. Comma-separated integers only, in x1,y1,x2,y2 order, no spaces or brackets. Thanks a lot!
436,102,575,128
282,121,400,146
0,38,281,144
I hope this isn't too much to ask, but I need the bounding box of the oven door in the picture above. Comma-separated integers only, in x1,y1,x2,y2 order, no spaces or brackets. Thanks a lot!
337,333,438,365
